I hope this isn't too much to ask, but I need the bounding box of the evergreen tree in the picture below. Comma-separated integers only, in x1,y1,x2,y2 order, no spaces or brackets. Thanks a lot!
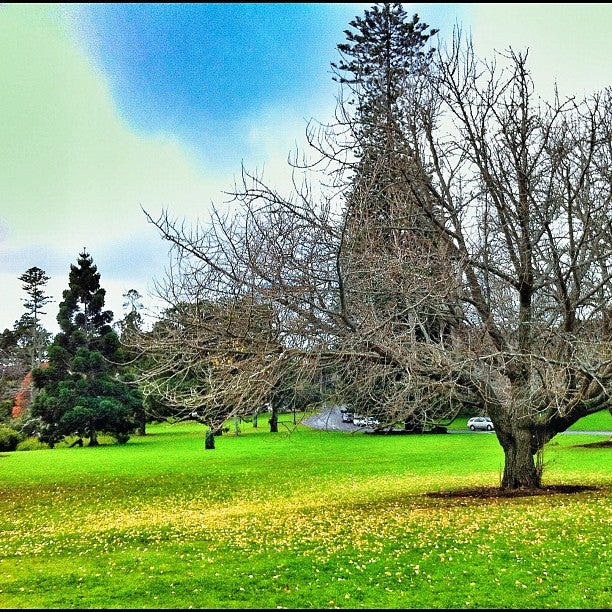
30,250,141,447
332,3,442,282
116,289,147,436
18,266,52,369
332,2,438,217
331,4,460,424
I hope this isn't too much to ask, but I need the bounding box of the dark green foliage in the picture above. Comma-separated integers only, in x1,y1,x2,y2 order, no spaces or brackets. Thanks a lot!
333,3,437,94
0,424,24,451
55,251,113,347
332,2,438,239
332,3,438,184
332,1,439,247
19,267,51,315
30,250,141,447
0,399,13,423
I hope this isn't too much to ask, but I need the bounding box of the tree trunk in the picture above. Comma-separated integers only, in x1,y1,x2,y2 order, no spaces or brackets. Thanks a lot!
137,407,146,436
205,429,215,449
88,421,99,446
498,426,541,489
269,403,278,433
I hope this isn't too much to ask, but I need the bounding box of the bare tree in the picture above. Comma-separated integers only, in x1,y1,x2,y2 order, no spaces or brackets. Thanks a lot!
132,289,316,435
137,30,611,490
405,33,612,488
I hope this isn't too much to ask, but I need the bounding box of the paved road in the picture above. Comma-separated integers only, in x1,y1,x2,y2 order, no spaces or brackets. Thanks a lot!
303,407,612,435
302,406,358,432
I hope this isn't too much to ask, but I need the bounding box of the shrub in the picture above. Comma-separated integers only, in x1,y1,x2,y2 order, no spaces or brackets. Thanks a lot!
0,424,24,451
16,437,48,451
113,432,131,444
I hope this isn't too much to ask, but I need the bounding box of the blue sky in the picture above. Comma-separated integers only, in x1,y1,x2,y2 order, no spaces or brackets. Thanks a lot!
1,3,611,334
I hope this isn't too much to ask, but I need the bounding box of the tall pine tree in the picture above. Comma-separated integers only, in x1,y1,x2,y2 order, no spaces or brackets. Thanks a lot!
18,266,52,369
30,250,141,447
332,3,438,222
332,3,443,298
331,4,461,425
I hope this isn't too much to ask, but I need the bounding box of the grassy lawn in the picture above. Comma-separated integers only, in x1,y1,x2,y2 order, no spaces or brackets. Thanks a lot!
0,411,610,609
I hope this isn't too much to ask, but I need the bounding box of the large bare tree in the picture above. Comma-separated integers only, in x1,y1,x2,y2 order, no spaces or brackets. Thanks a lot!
409,34,612,488
137,29,611,490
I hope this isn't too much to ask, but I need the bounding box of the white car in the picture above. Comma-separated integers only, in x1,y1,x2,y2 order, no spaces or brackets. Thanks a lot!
353,416,379,427
467,416,494,431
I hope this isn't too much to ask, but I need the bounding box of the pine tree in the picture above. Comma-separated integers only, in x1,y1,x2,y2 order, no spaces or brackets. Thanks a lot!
18,266,52,369
30,250,141,447
332,2,438,222
331,4,460,424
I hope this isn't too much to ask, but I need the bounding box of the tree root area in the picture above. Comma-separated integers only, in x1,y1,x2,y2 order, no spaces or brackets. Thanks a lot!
426,484,601,499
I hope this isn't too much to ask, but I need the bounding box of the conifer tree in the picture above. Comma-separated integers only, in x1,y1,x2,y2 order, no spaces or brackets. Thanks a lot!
30,250,141,447
332,2,441,285
331,4,458,423
116,289,147,436
332,2,438,184
18,266,52,369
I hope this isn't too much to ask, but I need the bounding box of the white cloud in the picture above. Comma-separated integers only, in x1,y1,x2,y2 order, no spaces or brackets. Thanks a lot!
470,3,612,100
0,4,232,333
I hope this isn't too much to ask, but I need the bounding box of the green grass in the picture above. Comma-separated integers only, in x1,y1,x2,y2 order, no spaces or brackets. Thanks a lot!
0,411,610,609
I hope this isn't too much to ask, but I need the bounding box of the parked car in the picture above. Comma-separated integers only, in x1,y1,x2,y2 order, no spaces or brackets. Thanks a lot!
339,405,353,423
353,415,379,427
467,416,494,431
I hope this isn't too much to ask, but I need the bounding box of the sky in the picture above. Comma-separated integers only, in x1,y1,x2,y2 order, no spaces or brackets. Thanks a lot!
1,2,611,335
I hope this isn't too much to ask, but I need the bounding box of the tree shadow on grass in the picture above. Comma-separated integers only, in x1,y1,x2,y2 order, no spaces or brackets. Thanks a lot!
426,484,601,499
574,439,612,449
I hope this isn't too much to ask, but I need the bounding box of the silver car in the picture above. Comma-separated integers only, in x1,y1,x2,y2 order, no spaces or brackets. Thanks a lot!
467,416,494,431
